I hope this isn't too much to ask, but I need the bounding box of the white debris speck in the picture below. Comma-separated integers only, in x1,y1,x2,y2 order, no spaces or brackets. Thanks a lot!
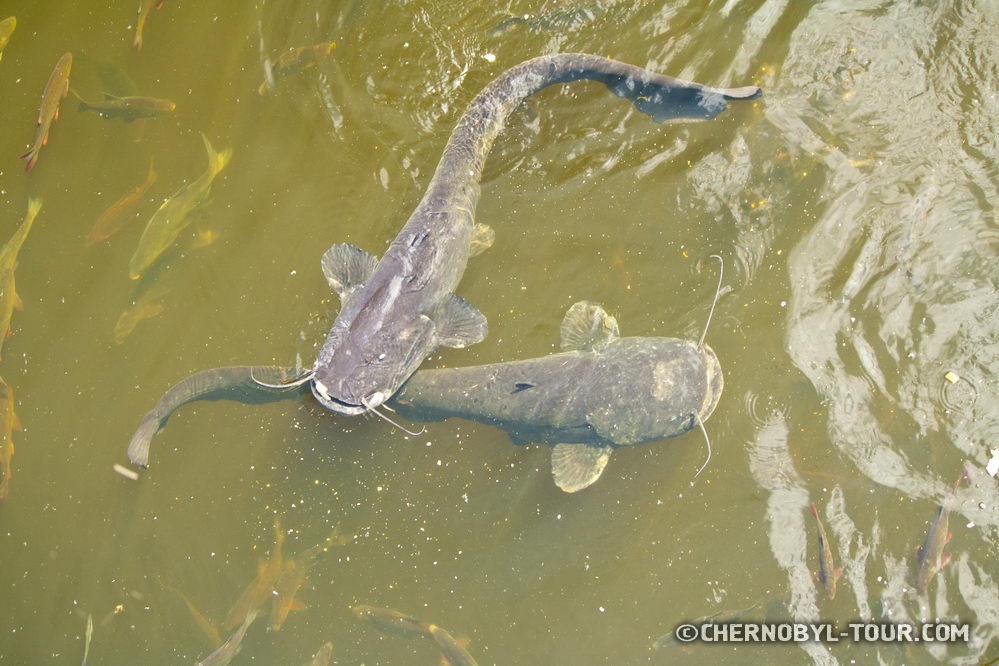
986,448,999,477
113,464,140,481
483,53,496,62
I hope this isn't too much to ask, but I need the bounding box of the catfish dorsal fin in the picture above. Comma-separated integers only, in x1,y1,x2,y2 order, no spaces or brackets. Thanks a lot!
559,301,619,352
321,243,378,305
551,443,612,492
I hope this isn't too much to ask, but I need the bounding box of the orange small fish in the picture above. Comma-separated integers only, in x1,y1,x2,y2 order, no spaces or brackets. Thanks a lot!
21,53,72,171
0,198,42,359
133,0,165,53
87,159,157,246
0,376,23,501
271,529,349,630
224,517,284,630
0,16,15,60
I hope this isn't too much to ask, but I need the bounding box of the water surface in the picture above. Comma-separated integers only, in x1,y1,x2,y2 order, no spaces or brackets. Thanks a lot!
0,1,995,664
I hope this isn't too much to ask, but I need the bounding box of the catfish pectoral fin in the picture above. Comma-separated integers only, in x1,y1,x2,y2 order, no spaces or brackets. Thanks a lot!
434,294,487,348
321,243,378,303
551,443,612,493
559,301,618,352
468,223,495,257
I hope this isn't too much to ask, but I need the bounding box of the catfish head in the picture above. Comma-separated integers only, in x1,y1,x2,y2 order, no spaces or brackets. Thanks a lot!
311,244,488,416
311,310,437,415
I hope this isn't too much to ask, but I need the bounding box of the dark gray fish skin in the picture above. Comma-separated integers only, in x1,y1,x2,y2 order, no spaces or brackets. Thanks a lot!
124,320,723,490
126,366,306,467
392,337,722,449
310,53,758,416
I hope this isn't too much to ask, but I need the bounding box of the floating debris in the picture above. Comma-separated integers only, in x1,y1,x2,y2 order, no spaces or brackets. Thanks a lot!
112,463,140,481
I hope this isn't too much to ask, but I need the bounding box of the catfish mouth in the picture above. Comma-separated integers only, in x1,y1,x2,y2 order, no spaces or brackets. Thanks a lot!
311,379,388,416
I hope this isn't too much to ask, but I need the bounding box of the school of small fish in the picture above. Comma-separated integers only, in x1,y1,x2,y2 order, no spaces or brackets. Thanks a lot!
0,9,342,662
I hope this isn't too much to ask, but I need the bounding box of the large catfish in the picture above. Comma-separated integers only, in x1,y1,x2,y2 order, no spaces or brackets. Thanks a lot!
127,303,722,493
311,53,758,415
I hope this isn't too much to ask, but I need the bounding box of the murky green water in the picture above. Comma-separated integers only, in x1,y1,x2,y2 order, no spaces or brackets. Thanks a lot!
0,1,996,664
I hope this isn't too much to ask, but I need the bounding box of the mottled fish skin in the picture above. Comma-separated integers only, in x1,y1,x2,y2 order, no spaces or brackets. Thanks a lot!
21,53,72,171
915,504,951,592
310,53,758,416
810,502,841,600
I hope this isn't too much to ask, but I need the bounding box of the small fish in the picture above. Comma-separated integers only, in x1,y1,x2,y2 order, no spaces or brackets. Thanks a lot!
87,158,157,246
74,90,175,122
915,469,966,591
132,0,164,53
224,517,284,630
161,581,223,648
81,613,93,666
269,542,321,630
0,16,15,60
271,530,350,630
114,300,165,344
428,624,479,666
0,375,22,501
351,604,431,639
302,642,333,666
258,41,336,95
915,504,951,591
0,197,43,358
21,52,72,171
196,608,257,666
128,134,231,280
810,501,842,600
